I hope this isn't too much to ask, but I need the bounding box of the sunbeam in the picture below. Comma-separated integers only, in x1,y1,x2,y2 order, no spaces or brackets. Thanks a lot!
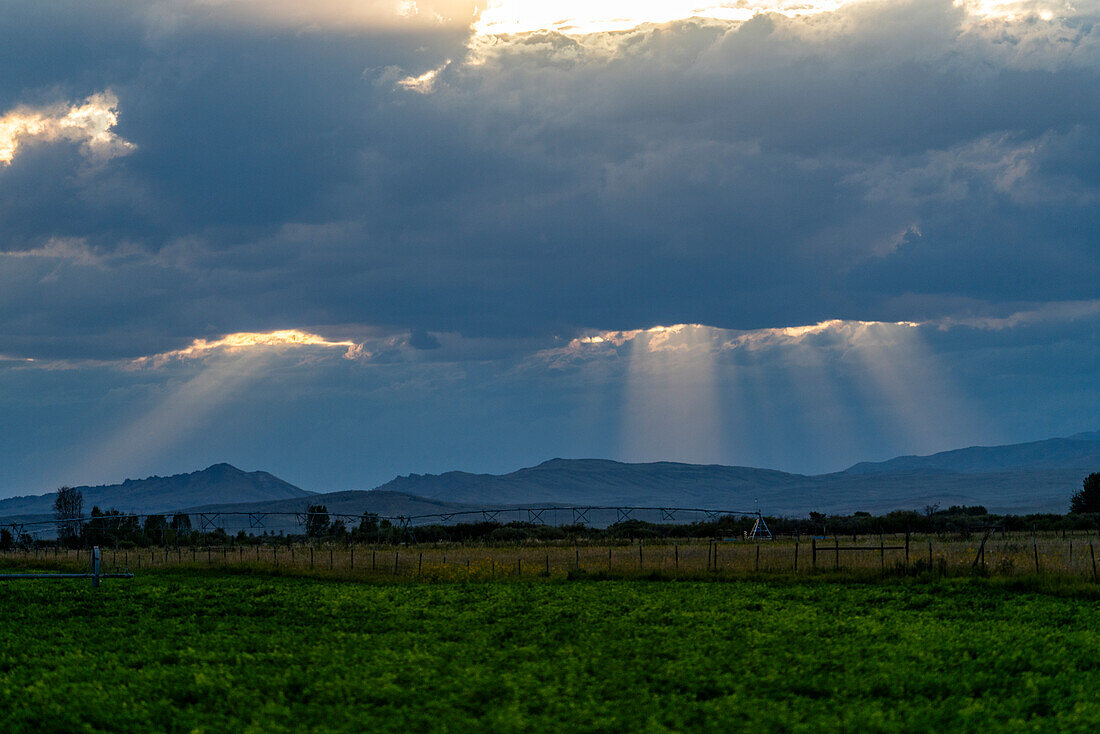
68,349,275,485
620,325,725,464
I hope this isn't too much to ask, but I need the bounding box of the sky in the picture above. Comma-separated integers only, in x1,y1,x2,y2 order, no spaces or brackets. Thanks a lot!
1,0,1098,497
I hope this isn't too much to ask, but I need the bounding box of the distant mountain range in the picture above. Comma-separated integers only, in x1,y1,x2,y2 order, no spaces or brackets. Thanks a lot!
844,432,1100,475
1,432,1098,525
372,433,1100,515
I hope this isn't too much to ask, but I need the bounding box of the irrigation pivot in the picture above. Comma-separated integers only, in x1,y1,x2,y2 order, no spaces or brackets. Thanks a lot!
0,546,134,588
5,506,775,539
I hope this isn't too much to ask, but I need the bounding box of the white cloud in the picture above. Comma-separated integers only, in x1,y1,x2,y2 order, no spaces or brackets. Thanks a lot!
131,330,362,368
0,91,134,167
0,238,106,266
469,0,1067,38
932,300,1100,330
397,61,452,93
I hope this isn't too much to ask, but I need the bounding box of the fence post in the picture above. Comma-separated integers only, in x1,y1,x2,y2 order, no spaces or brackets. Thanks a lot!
330,547,334,570
310,547,314,569
880,535,885,575
607,546,612,573
755,542,760,572
418,552,422,576
905,530,910,564
350,547,354,570
1090,540,1097,581
394,550,399,575
834,537,839,570
675,541,679,570
638,541,643,570
928,540,932,569
812,538,817,569
545,553,550,576
92,546,100,588
1033,537,1040,574
794,537,799,572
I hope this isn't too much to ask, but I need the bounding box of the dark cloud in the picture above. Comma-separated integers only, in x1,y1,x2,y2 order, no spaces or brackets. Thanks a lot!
1,0,1099,494
2,1,1099,354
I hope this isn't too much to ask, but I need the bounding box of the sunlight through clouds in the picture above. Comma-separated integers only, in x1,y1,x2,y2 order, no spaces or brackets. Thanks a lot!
620,325,724,465
131,330,362,368
71,349,276,485
537,319,979,464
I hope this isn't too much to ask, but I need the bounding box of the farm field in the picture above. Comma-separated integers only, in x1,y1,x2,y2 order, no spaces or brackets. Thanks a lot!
1,572,1099,732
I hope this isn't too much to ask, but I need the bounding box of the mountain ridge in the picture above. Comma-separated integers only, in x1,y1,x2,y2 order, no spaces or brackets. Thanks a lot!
369,431,1100,515
842,436,1100,475
2,431,1097,522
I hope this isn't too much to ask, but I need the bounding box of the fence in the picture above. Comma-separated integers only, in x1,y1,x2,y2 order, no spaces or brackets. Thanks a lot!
3,533,1099,582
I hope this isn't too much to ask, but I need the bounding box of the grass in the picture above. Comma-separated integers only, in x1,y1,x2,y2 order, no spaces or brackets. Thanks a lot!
1,571,1100,732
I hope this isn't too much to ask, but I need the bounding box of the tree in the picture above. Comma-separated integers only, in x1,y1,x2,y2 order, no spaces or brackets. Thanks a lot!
53,486,84,545
84,506,141,547
808,511,827,535
330,519,347,541
306,504,330,538
1070,473,1100,513
144,515,168,545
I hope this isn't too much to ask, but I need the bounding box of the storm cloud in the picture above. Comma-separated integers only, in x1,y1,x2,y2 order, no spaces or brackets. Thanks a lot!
0,0,1097,495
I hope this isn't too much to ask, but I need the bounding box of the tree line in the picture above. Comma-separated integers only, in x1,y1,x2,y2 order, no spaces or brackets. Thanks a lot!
0,475,1094,550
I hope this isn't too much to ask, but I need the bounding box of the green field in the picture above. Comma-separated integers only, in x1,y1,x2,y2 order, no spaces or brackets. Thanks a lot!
1,573,1099,732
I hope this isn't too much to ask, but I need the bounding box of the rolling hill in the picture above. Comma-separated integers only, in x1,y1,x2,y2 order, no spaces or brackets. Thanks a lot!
0,464,312,520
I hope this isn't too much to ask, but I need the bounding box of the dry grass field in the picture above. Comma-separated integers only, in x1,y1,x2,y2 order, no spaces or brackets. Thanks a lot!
7,531,1098,582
